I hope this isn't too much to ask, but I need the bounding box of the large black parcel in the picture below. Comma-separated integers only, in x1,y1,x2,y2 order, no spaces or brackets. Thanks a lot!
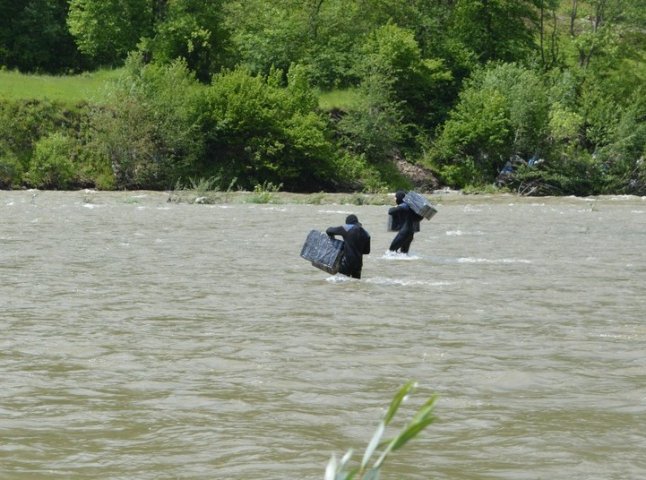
403,191,438,220
300,230,344,274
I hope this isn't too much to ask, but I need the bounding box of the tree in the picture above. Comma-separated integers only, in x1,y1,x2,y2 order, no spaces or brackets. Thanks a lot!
67,0,152,66
0,0,87,72
86,54,204,189
356,22,453,132
200,65,338,191
450,0,540,64
145,0,231,82
430,63,550,186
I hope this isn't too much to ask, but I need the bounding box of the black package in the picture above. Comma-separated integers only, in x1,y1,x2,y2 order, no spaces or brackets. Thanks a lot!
300,230,344,274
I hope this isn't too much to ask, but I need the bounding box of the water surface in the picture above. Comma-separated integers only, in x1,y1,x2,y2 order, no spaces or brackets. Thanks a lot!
1,191,645,479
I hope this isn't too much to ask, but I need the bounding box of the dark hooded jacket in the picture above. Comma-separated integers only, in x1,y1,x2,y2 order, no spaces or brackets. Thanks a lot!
326,214,371,279
388,191,421,253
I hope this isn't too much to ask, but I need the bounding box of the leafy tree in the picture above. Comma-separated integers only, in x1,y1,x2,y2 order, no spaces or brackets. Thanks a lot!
536,0,562,70
25,132,77,189
86,54,203,189
430,63,550,186
224,0,360,87
67,0,152,65
200,65,338,191
567,0,646,69
355,22,453,131
144,0,231,82
450,0,540,64
337,73,408,163
0,0,87,72
0,143,23,189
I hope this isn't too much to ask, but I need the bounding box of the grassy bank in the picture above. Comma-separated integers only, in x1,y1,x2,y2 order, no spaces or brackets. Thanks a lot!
0,69,121,103
1,69,362,111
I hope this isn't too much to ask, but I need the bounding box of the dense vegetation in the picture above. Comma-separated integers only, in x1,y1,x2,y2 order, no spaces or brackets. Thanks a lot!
1,0,645,195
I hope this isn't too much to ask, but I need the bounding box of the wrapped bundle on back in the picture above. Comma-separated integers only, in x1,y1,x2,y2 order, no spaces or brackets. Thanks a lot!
403,191,437,220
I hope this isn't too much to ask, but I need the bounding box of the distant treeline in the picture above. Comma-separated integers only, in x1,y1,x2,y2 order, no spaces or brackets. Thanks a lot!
1,0,645,194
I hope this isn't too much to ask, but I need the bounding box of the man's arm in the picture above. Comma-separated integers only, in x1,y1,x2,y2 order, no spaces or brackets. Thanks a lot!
388,204,407,215
363,232,371,255
326,226,345,238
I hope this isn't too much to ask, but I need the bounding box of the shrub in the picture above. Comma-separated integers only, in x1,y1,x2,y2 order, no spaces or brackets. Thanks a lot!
430,63,550,186
0,147,23,189
25,133,77,189
201,64,338,192
86,54,204,189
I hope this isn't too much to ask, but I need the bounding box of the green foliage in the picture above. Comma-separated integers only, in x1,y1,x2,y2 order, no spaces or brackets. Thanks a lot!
1,0,644,194
355,22,454,130
0,69,121,103
0,0,88,73
145,0,230,82
431,63,550,186
25,132,77,188
325,381,437,480
317,88,362,111
67,0,151,65
248,180,282,203
225,0,366,88
337,74,408,163
0,98,86,166
595,91,646,194
0,145,23,189
86,54,203,189
506,154,605,196
450,0,539,64
201,64,338,191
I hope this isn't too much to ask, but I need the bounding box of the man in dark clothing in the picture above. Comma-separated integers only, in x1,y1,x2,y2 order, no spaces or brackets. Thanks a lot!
326,214,371,279
388,190,420,254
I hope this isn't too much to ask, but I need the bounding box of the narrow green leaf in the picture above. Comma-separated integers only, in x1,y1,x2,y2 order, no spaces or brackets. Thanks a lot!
384,381,417,425
339,448,353,470
390,417,435,451
361,421,385,469
363,467,381,480
325,454,338,480
342,466,360,480
409,395,437,424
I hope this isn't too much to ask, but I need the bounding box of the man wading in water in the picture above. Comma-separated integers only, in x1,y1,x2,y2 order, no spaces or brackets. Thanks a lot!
326,214,371,279
388,190,422,255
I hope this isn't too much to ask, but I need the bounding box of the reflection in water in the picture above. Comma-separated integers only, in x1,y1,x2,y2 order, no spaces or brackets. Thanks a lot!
1,191,645,480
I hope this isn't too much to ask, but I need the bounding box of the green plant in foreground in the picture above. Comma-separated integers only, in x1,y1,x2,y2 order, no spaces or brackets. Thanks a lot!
326,381,437,480
248,181,283,204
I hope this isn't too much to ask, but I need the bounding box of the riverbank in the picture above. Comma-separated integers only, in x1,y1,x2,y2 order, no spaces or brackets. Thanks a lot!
5,188,644,209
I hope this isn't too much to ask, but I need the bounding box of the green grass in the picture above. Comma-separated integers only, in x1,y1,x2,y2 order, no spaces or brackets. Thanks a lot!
0,68,122,103
317,87,362,111
1,69,363,111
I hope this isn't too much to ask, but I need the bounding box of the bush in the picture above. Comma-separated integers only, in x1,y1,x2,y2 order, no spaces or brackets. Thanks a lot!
430,62,550,186
0,147,23,189
201,64,339,192
0,99,85,165
355,22,453,131
86,54,204,189
506,153,605,196
0,99,91,188
25,133,77,189
337,73,408,163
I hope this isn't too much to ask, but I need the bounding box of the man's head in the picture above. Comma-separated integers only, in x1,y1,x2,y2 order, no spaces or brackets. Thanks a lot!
395,190,406,205
345,214,359,225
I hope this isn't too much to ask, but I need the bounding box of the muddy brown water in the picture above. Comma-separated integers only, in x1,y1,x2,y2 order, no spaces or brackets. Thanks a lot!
1,191,645,479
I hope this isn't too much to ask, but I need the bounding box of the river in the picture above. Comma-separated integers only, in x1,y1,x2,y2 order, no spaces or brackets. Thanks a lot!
1,190,645,480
